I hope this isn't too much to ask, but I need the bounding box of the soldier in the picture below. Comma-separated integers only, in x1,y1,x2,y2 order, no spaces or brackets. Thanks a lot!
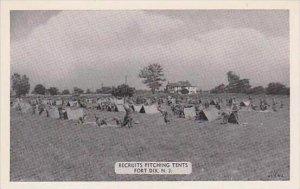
231,102,239,121
121,100,134,128
157,104,170,124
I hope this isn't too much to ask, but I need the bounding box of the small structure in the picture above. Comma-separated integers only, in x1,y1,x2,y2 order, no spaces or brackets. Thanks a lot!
166,81,197,94
184,106,196,119
140,105,159,114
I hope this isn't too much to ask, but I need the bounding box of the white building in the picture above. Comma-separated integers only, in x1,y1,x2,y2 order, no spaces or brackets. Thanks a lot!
166,81,197,94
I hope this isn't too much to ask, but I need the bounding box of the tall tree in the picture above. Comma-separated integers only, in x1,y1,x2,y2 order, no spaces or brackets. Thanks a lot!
210,83,225,94
139,64,166,94
111,84,135,97
11,73,30,97
61,89,70,95
48,87,59,95
73,87,84,94
226,71,251,93
33,84,46,95
227,71,240,84
86,89,92,94
266,82,289,95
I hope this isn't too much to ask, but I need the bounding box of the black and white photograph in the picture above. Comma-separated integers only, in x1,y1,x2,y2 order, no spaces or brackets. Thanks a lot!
1,1,299,187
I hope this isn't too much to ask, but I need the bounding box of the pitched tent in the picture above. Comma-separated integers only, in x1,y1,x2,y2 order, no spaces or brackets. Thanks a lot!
133,105,143,112
19,102,32,113
66,108,84,120
47,107,60,119
115,98,124,105
30,99,38,105
171,98,176,104
140,105,159,114
228,112,239,124
210,99,218,105
115,104,126,112
42,100,49,105
240,100,251,107
55,100,63,106
67,101,78,107
184,106,196,119
199,107,219,122
86,99,94,104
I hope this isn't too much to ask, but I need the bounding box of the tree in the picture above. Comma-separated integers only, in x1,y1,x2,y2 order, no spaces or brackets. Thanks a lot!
96,87,112,94
86,89,92,94
48,87,59,95
11,73,30,97
181,88,189,95
210,83,225,94
246,86,266,94
33,84,46,95
227,71,240,84
73,87,84,94
111,84,135,97
61,89,70,95
225,71,251,93
266,82,289,95
139,64,166,94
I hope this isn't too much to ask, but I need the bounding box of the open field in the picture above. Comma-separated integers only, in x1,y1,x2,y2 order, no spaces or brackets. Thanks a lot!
10,95,290,181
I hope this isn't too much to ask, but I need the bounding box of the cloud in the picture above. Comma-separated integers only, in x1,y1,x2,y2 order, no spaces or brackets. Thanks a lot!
11,11,289,91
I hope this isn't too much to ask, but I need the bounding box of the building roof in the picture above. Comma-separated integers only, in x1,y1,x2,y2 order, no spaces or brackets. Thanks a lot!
166,81,194,87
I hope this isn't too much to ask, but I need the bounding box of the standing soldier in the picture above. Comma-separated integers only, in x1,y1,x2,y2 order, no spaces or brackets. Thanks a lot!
157,103,170,124
121,100,134,128
231,102,240,124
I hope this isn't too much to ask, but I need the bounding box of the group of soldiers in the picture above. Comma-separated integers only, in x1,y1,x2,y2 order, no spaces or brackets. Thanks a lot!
13,94,283,128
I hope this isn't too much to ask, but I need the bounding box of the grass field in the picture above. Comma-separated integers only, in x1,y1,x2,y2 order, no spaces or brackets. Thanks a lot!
10,95,290,181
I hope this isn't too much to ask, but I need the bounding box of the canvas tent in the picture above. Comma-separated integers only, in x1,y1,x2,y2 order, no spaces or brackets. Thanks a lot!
227,112,239,124
66,108,84,120
86,99,94,104
67,101,78,107
42,100,49,105
47,108,60,119
140,105,159,114
133,105,143,112
240,100,251,107
210,99,218,105
115,104,126,112
18,102,32,113
198,107,219,122
171,98,176,104
55,100,63,106
115,98,124,105
184,106,196,119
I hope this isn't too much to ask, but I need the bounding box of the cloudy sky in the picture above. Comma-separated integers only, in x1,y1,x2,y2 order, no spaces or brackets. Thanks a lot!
11,10,289,91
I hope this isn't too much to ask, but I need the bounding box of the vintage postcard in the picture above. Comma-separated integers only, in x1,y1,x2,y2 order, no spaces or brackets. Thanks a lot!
1,1,299,189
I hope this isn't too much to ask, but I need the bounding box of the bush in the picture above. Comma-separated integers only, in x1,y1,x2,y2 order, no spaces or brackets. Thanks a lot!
181,88,189,95
111,84,135,97
246,86,266,94
266,82,289,95
210,84,225,94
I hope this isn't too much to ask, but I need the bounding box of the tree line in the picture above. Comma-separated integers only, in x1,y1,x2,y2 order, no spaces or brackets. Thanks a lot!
11,65,289,98
210,71,290,95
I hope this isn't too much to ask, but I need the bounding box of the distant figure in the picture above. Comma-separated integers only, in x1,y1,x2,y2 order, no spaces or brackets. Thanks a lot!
231,102,239,120
121,101,134,128
271,97,278,112
221,112,230,124
112,117,121,125
204,100,210,108
260,98,268,111
157,104,170,124
95,116,107,126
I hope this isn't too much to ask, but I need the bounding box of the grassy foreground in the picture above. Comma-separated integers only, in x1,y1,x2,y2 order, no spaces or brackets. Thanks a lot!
10,96,289,181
